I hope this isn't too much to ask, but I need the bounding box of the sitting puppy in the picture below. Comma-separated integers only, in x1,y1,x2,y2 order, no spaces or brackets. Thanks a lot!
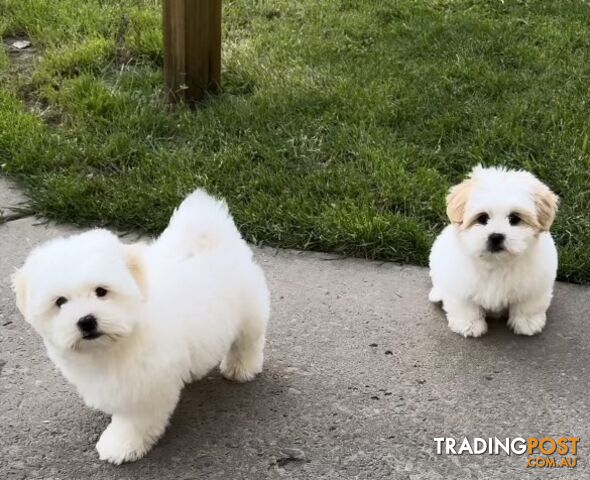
429,166,558,337
12,190,270,464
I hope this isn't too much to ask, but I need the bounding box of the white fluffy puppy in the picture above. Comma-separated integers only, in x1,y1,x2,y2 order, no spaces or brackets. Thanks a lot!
12,190,270,464
429,166,558,338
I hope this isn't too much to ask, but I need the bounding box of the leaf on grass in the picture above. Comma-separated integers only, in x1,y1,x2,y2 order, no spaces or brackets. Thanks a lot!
11,40,32,50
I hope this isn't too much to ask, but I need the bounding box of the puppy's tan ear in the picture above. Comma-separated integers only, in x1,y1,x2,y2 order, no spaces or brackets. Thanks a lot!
125,243,149,300
446,179,473,224
534,183,559,231
12,270,28,318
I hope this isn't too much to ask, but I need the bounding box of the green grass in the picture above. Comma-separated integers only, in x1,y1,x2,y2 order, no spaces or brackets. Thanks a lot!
1,0,590,283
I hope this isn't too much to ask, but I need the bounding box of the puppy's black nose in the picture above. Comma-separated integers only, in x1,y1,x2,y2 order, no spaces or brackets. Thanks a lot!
487,233,506,252
77,315,97,334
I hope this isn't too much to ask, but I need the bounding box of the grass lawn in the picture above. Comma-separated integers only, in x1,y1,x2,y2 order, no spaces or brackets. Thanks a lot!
1,0,590,283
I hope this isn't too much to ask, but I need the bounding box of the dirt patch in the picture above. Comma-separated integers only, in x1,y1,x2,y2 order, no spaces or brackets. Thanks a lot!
3,36,64,126
4,36,39,76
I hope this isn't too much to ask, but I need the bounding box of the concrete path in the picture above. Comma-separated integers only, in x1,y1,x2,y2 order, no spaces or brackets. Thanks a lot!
1,178,588,479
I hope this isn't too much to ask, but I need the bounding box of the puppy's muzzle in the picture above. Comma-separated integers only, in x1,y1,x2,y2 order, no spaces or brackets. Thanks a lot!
77,314,102,339
487,233,506,253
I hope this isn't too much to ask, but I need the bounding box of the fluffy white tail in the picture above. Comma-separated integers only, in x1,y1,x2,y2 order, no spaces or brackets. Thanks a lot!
156,189,245,257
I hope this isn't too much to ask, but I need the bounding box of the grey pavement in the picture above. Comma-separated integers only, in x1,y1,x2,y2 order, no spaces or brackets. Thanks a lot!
0,177,588,479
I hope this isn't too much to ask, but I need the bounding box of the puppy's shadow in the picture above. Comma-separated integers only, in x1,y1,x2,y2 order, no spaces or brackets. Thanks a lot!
481,311,512,338
429,301,577,379
430,301,525,341
147,368,290,457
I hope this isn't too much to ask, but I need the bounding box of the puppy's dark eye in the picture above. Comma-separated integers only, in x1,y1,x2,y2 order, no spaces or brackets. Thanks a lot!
476,213,489,225
95,287,108,298
55,297,68,308
508,213,521,226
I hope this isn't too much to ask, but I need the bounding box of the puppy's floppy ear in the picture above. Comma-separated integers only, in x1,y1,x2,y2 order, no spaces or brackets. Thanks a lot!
534,182,559,231
124,243,149,300
446,178,473,224
11,269,28,318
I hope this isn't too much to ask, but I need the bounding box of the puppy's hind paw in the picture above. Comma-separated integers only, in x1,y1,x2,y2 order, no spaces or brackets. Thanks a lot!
508,313,546,336
220,336,264,382
220,359,261,383
220,349,263,383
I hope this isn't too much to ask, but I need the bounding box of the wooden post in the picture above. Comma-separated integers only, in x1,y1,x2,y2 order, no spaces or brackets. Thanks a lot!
163,0,221,103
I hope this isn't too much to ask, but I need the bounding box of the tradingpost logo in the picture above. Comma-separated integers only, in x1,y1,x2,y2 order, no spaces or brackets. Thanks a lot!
434,437,579,468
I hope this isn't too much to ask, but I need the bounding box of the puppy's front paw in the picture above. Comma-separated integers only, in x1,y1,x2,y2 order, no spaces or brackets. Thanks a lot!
508,313,546,336
96,420,152,465
448,316,488,338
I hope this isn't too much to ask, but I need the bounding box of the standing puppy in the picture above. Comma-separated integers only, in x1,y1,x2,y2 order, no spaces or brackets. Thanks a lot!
429,166,559,337
13,190,270,464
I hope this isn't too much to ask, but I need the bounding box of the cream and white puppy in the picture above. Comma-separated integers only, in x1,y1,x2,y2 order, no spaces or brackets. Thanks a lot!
429,166,558,338
13,190,270,464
